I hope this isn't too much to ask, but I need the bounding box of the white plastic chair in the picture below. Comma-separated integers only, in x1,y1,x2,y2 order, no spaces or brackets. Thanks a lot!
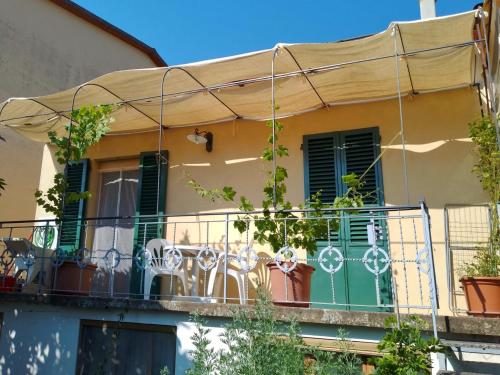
206,253,247,304
143,239,189,300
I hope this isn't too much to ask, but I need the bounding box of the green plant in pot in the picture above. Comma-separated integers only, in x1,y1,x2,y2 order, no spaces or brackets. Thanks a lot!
35,105,113,294
460,116,500,316
189,113,365,307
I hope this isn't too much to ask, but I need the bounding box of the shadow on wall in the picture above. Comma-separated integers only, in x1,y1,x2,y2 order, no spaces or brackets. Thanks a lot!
382,138,485,208
0,300,183,375
447,351,500,374
0,310,75,375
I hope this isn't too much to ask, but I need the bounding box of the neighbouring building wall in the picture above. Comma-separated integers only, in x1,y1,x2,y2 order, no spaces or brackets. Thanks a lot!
0,0,160,223
84,87,486,314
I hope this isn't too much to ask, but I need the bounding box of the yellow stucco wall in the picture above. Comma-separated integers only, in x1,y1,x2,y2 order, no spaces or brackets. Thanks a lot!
78,87,486,314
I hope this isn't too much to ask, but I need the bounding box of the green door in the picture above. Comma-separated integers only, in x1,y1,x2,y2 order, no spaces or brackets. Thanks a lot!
304,128,392,311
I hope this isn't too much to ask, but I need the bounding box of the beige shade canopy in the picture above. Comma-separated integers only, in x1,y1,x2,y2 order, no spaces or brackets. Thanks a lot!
0,11,480,142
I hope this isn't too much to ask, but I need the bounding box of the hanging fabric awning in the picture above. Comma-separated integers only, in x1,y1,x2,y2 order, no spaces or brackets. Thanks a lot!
0,11,480,142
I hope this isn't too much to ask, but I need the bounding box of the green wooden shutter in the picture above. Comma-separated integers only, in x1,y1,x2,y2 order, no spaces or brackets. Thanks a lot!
340,128,384,243
59,159,89,253
303,134,342,242
131,151,168,296
339,128,391,311
304,135,339,203
340,128,384,205
303,133,347,307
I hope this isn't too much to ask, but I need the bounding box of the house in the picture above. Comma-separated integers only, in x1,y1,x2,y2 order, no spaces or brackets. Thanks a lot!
0,1,499,374
0,0,166,224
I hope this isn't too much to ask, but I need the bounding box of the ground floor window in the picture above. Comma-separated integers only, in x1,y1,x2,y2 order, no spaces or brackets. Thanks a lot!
76,320,176,375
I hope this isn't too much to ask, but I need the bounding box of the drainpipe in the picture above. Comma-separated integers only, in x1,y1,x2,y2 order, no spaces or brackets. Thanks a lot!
419,0,436,19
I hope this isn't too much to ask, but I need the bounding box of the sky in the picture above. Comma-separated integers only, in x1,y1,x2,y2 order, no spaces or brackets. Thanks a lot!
73,0,481,66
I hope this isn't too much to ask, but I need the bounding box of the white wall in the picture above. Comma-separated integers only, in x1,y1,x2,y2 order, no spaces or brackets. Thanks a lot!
0,302,220,374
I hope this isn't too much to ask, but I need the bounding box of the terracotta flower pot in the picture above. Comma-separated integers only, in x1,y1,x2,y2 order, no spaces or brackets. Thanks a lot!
52,260,97,295
0,276,17,292
460,276,500,317
266,261,315,308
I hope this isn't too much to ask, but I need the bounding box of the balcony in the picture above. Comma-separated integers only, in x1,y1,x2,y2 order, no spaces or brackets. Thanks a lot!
0,204,441,329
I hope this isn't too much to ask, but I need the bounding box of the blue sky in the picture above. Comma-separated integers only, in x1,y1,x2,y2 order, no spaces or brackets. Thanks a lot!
74,0,480,65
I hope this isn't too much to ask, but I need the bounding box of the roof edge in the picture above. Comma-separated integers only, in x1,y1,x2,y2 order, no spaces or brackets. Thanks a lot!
47,0,167,67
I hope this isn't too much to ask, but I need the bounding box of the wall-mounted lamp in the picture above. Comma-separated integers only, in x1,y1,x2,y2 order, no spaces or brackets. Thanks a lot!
187,128,213,152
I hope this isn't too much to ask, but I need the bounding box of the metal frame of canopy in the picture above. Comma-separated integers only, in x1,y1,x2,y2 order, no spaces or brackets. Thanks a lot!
0,8,498,216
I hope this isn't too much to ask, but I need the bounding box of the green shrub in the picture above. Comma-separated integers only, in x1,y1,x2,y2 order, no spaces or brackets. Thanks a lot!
187,288,362,375
371,316,443,375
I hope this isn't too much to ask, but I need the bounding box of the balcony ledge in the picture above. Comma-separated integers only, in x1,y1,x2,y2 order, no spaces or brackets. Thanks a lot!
0,292,499,341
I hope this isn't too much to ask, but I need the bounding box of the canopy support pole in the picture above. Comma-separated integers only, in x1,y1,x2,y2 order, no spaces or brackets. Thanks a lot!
479,8,500,150
158,68,173,215
392,25,410,204
271,47,279,208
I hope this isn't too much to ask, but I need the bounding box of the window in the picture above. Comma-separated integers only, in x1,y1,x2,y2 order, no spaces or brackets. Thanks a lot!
76,320,176,375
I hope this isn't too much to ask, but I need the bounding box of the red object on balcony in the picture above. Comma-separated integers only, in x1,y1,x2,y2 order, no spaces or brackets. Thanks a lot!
0,276,17,292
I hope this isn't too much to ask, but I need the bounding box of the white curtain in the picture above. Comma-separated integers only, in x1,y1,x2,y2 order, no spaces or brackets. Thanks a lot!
92,170,138,296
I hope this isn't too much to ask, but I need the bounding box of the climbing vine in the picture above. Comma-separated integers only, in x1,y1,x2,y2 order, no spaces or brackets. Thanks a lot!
35,105,113,220
188,111,365,255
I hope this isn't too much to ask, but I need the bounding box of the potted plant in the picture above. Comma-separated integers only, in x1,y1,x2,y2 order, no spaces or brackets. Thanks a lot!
460,117,500,316
189,112,364,307
35,105,113,295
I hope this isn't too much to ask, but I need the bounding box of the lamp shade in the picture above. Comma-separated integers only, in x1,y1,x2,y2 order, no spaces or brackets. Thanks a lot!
187,133,208,144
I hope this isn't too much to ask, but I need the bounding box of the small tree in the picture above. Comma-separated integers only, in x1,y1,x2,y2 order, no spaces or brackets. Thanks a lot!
187,288,363,375
372,316,443,375
464,117,500,277
35,105,113,221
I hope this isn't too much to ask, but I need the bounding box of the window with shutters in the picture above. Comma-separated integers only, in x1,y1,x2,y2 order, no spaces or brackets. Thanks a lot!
304,127,391,311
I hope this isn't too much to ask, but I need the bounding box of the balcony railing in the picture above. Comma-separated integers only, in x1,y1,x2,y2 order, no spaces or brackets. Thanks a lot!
0,203,438,333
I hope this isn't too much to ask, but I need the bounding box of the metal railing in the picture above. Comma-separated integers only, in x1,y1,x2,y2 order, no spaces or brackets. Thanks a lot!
0,203,439,334
444,204,492,313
